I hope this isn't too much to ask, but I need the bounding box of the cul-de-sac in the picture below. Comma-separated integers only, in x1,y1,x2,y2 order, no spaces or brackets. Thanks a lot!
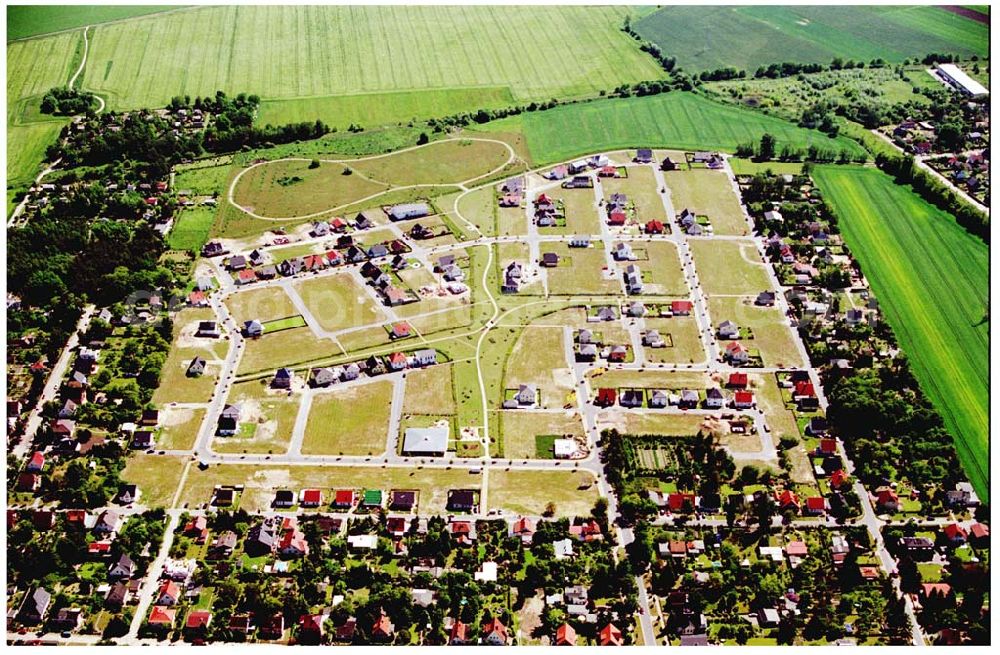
6,3,989,648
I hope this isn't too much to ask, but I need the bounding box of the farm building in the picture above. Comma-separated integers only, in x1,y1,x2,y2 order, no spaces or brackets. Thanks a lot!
936,63,989,96
402,426,449,456
389,203,430,221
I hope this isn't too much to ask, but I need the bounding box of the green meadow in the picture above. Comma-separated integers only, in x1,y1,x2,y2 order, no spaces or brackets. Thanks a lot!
481,91,865,165
634,5,989,73
813,165,988,499
7,5,180,40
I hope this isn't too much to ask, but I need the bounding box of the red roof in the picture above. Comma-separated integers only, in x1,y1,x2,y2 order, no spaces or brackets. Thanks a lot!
301,489,322,504
943,523,968,541
608,211,626,225
482,617,507,642
450,621,468,643
188,290,206,305
806,496,826,511
158,580,180,602
599,165,617,175
596,388,617,405
534,193,553,205
876,488,899,506
513,517,535,535
66,509,87,523
970,523,989,539
388,352,407,365
733,390,753,405
279,529,308,554
795,381,816,397
670,300,693,314
334,489,354,505
921,583,952,597
599,623,623,646
326,250,342,263
148,607,176,625
556,623,577,646
785,540,808,556
332,217,346,228
727,372,748,388
28,451,45,469
830,469,848,489
819,438,838,454
299,613,324,633
726,341,746,355
237,269,256,282
645,220,664,233
391,322,412,337
145,197,158,205
88,541,111,553
372,611,393,637
667,492,696,511
186,610,212,629
776,489,799,508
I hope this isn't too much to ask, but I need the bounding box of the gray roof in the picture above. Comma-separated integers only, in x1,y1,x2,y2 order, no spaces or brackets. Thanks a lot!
402,426,449,454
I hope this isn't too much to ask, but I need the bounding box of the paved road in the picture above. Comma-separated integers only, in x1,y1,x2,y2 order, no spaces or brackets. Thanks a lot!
13,305,95,460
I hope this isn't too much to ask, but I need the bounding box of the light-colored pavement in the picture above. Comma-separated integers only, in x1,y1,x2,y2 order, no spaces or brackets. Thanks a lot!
13,305,95,460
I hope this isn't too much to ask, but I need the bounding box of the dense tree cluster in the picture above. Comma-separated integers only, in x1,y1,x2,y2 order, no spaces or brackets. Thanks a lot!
40,86,97,115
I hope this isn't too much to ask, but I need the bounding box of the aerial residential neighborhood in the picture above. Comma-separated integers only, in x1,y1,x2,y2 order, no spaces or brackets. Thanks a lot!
5,2,990,649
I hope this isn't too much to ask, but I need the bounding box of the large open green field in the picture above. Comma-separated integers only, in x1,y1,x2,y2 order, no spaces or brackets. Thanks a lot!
633,5,988,73
812,165,988,499
259,87,516,131
481,92,864,166
6,30,79,189
7,5,180,40
78,5,661,113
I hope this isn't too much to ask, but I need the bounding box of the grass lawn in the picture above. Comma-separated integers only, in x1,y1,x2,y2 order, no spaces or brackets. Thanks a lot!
728,159,804,176
167,207,216,252
268,242,324,263
454,187,497,236
503,326,574,409
690,239,772,296
543,245,619,296
488,469,599,516
351,139,511,186
813,165,988,500
481,91,864,165
601,165,666,223
173,161,234,196
231,159,388,218
665,168,749,236
152,346,219,405
639,241,687,295
707,296,803,368
238,327,340,376
122,453,188,508
642,317,706,365
156,408,206,451
587,368,713,391
403,364,457,415
499,410,584,460
262,315,307,333
179,464,479,514
293,273,385,332
225,286,298,325
301,380,393,455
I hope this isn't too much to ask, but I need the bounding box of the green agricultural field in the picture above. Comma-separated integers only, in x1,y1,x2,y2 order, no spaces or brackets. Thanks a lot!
77,5,661,112
7,5,180,40
6,30,79,188
666,169,751,236
167,207,216,252
633,5,988,73
812,165,988,499
173,161,233,196
483,92,865,166
259,87,515,131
